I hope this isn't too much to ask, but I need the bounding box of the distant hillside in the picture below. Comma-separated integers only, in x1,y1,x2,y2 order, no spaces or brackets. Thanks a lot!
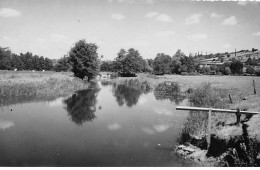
197,48,260,65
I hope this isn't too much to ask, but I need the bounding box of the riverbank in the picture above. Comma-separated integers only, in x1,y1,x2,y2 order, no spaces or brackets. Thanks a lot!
112,73,260,166
0,71,89,106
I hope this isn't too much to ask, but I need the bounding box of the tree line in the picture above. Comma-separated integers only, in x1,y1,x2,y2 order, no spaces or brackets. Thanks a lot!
0,46,53,71
100,49,259,76
1,39,260,81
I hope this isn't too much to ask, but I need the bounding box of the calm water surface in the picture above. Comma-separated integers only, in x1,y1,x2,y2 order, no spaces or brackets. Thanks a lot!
0,81,198,166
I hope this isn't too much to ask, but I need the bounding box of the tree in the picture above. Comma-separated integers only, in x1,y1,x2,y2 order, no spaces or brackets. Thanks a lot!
44,57,54,70
113,48,145,77
147,59,154,69
0,47,13,70
173,49,185,59
245,57,252,66
246,66,255,75
180,56,195,72
54,56,70,72
230,59,243,75
11,54,24,70
22,52,34,70
100,60,114,72
181,64,188,72
201,66,211,75
38,56,45,70
142,59,153,73
224,67,231,75
68,39,100,80
252,57,257,66
153,53,171,75
170,59,182,74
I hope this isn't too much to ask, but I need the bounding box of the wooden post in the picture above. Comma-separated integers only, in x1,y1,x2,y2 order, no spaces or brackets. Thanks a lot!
229,94,233,104
207,108,212,149
253,79,256,95
236,108,241,126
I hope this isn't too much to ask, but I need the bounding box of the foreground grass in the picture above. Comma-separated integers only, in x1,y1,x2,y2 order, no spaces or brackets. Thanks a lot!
0,71,89,106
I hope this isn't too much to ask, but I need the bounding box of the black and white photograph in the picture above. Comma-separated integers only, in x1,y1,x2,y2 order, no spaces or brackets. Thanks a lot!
0,0,260,167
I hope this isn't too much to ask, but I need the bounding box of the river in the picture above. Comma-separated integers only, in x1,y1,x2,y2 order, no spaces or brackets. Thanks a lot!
0,80,198,166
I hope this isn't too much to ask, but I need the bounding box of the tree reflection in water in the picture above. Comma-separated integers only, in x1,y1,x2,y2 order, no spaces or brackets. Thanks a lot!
153,81,185,105
153,92,185,105
101,80,113,86
112,83,142,107
63,82,100,126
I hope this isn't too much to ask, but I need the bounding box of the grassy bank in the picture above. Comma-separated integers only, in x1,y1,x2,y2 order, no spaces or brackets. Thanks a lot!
112,73,260,166
0,71,89,106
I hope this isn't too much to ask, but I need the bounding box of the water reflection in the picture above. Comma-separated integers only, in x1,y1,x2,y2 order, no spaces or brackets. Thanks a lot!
101,80,113,86
112,84,142,107
0,95,59,107
107,123,121,131
63,82,100,126
0,119,14,130
153,92,185,105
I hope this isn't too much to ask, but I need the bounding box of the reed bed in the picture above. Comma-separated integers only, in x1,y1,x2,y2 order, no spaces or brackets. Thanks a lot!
0,71,88,106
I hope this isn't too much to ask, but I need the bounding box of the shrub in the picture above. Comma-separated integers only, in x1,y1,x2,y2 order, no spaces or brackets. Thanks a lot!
188,83,227,108
154,81,180,94
246,66,255,75
255,70,260,76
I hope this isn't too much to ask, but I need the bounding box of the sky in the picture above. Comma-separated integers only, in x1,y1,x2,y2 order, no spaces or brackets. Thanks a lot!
0,0,260,60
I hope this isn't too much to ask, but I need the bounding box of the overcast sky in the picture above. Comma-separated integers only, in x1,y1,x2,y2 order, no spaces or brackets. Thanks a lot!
0,0,260,60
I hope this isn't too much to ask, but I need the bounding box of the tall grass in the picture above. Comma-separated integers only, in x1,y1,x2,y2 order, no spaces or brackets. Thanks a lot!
189,82,228,108
178,83,229,142
0,72,88,106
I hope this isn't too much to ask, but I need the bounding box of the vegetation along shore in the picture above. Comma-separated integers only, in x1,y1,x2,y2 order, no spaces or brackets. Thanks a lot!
110,73,260,166
0,71,89,106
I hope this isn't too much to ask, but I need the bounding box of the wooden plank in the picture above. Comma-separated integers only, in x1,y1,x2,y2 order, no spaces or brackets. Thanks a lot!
176,106,260,115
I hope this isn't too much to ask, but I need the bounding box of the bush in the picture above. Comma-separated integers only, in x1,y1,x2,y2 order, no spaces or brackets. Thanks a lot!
154,81,180,94
255,70,260,76
188,83,227,108
246,66,255,75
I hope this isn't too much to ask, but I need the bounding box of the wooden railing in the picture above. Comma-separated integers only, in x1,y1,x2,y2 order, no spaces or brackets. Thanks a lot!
176,106,260,149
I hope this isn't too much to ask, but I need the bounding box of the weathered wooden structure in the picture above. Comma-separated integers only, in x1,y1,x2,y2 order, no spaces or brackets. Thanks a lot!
176,106,260,149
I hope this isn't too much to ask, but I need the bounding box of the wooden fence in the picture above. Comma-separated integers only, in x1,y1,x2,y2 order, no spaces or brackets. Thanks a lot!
176,106,260,149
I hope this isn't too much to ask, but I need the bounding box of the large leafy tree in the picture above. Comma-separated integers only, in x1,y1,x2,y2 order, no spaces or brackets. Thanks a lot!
68,39,100,80
180,56,195,72
153,53,172,75
230,59,243,75
114,48,145,77
100,60,114,72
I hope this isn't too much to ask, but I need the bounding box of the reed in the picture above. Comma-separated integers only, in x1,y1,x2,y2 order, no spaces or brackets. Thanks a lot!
0,72,88,106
